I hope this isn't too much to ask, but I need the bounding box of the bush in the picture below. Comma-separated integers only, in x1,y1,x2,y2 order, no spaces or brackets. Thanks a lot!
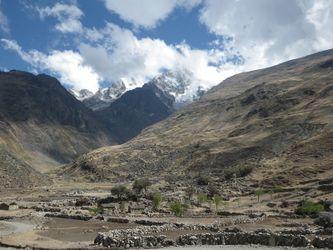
212,195,224,212
152,192,163,210
170,202,187,216
185,186,196,199
111,185,130,199
224,165,253,180
89,205,103,215
119,201,127,213
295,200,325,216
133,178,151,194
197,193,208,204
319,199,333,211
197,175,210,186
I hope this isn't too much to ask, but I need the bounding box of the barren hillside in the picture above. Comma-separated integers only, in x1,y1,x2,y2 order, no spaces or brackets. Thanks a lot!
63,50,333,189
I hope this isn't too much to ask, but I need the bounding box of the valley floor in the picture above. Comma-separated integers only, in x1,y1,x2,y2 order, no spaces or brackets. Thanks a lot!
0,177,332,249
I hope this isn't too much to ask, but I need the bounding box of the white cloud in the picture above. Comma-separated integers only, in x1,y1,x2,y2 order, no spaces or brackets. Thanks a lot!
306,0,333,50
1,39,100,92
0,1,9,33
5,0,333,97
103,0,201,28
37,3,83,33
199,0,333,70
78,23,237,93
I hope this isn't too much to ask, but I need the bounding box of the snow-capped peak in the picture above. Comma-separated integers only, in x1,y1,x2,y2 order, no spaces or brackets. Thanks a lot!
150,70,192,98
150,69,206,103
69,69,206,110
94,80,126,102
69,89,94,101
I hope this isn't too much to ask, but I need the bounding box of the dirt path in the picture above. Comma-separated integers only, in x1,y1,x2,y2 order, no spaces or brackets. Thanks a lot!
0,220,35,237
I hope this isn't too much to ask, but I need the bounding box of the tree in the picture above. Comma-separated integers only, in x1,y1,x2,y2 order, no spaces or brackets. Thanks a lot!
185,186,196,200
254,189,265,203
133,178,151,194
152,192,163,210
111,185,130,199
212,195,223,212
170,202,187,217
197,193,208,204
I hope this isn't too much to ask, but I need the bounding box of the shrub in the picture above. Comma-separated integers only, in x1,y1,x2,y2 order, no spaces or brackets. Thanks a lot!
212,195,224,212
133,178,151,194
170,202,187,216
319,199,333,211
197,193,208,204
185,186,196,200
111,185,130,199
89,205,103,215
224,165,253,180
152,192,163,210
119,201,127,213
197,175,210,186
295,200,325,216
266,186,284,200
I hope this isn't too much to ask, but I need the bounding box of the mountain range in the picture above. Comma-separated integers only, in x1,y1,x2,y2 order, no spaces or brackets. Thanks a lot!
63,49,333,189
69,70,204,111
1,50,333,190
0,70,195,187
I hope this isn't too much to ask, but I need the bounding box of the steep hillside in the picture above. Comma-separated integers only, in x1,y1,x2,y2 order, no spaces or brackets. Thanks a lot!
63,49,333,188
0,70,116,187
96,83,175,143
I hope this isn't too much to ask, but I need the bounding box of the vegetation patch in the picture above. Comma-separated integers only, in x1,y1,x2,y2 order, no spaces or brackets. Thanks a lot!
224,165,253,180
295,200,325,216
170,202,187,216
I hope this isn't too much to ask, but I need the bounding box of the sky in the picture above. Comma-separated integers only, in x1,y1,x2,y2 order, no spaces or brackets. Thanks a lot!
0,0,333,92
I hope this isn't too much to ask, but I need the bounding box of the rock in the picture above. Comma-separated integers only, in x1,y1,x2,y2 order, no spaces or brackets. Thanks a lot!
314,212,333,228
312,236,333,248
266,202,277,208
249,212,265,218
107,217,129,223
224,227,242,233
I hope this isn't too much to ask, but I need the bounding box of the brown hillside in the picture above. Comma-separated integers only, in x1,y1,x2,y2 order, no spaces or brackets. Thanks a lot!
63,50,333,188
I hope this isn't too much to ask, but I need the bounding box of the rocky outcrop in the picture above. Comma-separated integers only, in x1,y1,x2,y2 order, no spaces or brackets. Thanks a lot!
312,237,333,248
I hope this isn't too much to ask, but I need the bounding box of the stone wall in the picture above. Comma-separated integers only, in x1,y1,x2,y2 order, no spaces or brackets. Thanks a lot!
95,228,333,249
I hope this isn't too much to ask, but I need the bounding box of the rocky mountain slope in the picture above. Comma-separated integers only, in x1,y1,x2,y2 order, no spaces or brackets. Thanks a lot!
96,82,175,143
0,70,116,187
63,49,333,187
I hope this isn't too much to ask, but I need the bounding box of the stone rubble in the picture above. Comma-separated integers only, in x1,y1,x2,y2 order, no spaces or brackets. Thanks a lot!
94,226,333,249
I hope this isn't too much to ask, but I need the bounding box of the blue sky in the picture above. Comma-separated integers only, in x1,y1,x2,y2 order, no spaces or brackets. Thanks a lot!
1,0,333,92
